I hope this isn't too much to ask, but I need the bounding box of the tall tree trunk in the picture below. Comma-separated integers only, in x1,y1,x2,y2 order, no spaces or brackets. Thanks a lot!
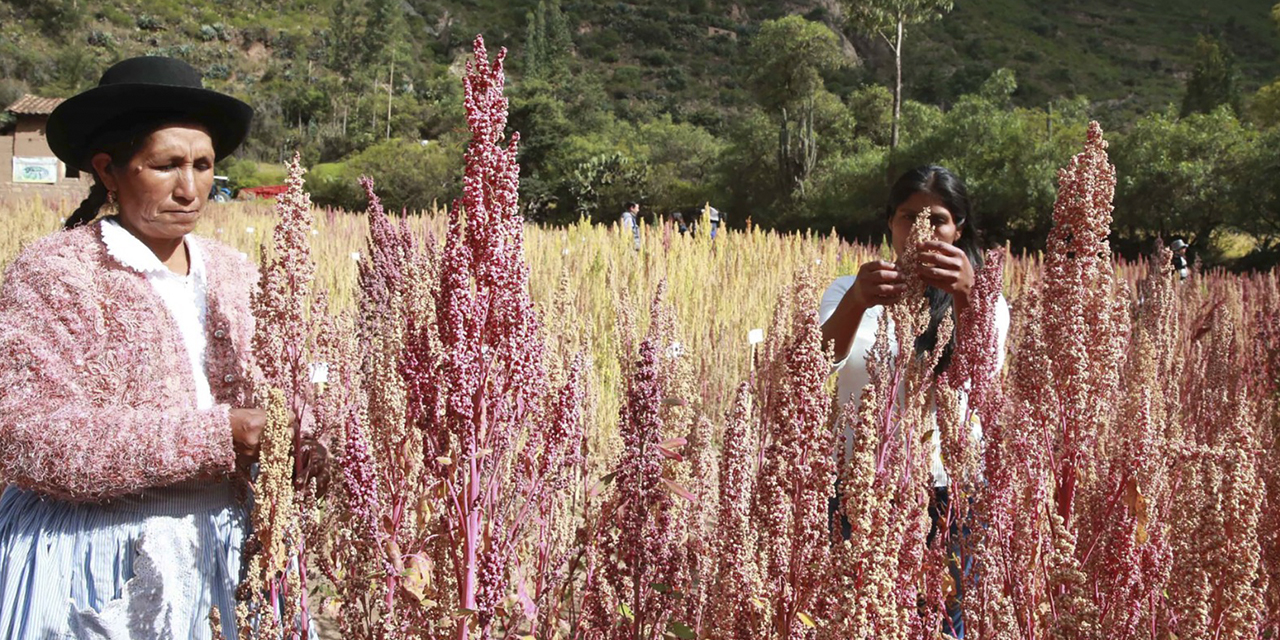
891,16,904,150
387,58,395,140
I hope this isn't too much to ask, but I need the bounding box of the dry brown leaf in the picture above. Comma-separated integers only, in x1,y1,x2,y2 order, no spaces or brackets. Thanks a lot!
1123,477,1150,545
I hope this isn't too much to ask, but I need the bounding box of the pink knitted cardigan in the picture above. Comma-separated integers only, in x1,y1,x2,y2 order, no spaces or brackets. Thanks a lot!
0,220,257,502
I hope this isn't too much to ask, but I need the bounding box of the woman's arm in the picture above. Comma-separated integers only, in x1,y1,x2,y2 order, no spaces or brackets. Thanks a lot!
0,254,237,502
820,284,868,365
820,261,905,364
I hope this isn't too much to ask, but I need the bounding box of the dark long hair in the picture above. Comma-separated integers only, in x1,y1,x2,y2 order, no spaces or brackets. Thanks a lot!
886,165,984,373
64,115,188,229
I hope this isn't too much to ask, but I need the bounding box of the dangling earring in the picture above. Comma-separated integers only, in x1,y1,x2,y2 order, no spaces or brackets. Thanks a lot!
105,189,118,215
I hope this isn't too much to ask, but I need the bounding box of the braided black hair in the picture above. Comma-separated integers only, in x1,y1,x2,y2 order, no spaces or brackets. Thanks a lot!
64,182,111,229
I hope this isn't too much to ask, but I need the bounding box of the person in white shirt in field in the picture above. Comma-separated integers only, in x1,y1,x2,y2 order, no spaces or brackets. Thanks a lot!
620,201,641,250
819,165,1009,640
707,204,722,238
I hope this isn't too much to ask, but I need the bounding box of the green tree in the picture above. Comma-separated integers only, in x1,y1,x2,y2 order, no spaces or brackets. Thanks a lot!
24,0,83,39
523,0,573,83
523,8,546,79
747,16,844,115
281,82,331,128
1223,3,1280,264
1181,35,1241,118
310,137,464,213
364,0,408,66
567,152,650,222
747,16,844,196
509,78,574,219
327,0,368,79
847,85,894,148
895,74,1083,248
0,79,26,114
1221,126,1280,260
1110,107,1251,254
716,106,785,225
632,115,725,212
803,71,1086,247
979,68,1018,106
811,89,860,159
799,146,890,234
1251,80,1280,128
845,0,954,149
43,46,97,97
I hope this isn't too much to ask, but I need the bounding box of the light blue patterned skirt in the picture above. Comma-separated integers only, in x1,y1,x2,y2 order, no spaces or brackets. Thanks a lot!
0,480,246,640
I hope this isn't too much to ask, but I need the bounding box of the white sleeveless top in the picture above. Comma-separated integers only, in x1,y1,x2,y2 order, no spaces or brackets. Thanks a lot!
819,275,1010,487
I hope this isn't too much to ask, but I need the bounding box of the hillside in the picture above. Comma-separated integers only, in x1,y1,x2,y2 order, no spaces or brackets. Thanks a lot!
904,0,1280,117
2,0,1277,128
4,0,1280,266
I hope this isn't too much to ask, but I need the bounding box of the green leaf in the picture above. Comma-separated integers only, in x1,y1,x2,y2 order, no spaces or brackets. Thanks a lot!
797,611,817,628
650,582,672,593
618,601,634,621
667,621,696,639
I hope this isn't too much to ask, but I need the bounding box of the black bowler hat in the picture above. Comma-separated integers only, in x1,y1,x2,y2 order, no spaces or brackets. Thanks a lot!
46,56,254,172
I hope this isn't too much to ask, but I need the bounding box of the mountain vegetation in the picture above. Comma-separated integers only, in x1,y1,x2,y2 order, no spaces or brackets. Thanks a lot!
2,0,1279,264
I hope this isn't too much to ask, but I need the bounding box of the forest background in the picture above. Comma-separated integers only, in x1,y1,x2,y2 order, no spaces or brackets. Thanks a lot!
3,0,1280,266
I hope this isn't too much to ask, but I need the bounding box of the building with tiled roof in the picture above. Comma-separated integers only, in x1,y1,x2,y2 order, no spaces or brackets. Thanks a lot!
5,94,64,116
2,94,92,202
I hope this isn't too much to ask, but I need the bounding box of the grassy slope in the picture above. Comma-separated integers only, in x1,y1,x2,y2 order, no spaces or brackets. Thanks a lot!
0,0,1276,126
905,0,1279,121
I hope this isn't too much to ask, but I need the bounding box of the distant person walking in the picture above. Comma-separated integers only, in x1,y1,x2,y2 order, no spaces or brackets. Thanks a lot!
672,211,689,235
621,201,641,250
707,203,723,239
1170,239,1189,280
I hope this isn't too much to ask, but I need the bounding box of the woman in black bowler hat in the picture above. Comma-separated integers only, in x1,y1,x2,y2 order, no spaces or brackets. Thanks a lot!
0,56,322,639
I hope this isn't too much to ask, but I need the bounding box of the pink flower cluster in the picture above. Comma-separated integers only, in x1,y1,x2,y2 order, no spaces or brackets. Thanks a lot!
232,40,1280,640
242,153,333,639
751,273,835,637
319,35,587,640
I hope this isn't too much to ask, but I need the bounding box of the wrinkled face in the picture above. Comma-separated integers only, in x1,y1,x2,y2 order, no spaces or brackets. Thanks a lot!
888,191,962,257
93,123,216,244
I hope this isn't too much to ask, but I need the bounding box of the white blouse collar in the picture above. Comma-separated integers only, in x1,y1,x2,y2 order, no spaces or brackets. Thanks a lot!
100,216,205,279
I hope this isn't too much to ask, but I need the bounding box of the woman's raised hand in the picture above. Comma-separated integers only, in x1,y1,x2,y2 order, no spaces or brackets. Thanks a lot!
850,259,908,308
916,240,974,307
